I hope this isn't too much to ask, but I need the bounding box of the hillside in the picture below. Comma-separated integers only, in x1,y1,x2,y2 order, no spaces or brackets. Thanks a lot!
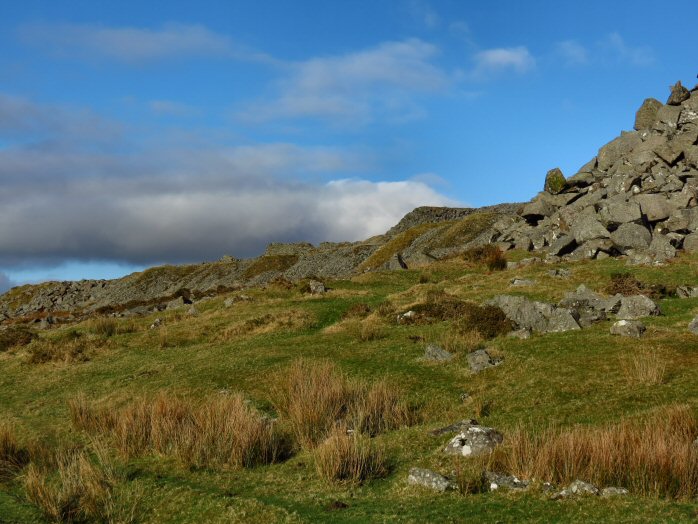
0,82,697,523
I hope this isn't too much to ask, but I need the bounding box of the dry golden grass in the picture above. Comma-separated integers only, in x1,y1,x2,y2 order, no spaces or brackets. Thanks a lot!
462,245,507,271
314,425,387,484
439,330,484,355
622,347,667,386
0,423,30,481
491,405,698,498
357,223,442,271
70,393,289,469
272,360,412,449
25,333,103,364
342,317,386,342
23,444,134,523
218,309,314,341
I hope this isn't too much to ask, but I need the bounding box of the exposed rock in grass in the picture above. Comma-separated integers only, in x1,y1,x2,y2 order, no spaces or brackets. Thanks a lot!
676,285,698,298
610,319,646,338
407,468,456,492
551,479,600,499
443,425,503,457
309,280,326,294
689,316,698,335
488,295,580,333
467,349,502,373
484,471,529,492
424,344,454,362
616,295,661,320
429,419,479,437
601,487,630,497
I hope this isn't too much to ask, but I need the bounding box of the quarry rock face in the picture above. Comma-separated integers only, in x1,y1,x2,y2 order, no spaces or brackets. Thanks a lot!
2,80,698,323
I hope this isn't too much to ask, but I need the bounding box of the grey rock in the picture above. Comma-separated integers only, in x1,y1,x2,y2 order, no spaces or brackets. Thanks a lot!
467,349,502,372
571,215,610,244
684,233,698,253
667,80,690,106
488,295,581,333
521,198,556,220
610,223,652,251
510,278,535,287
548,268,571,278
166,296,188,310
649,235,677,261
598,132,642,171
548,235,577,256
187,306,198,316
689,316,698,335
676,286,698,298
601,487,629,498
617,295,660,320
508,328,532,340
424,343,454,362
149,318,163,330
654,105,682,132
397,310,416,324
558,285,608,327
308,280,326,294
634,98,663,130
484,471,529,492
224,297,236,307
610,319,646,338
598,199,642,226
407,468,456,492
429,419,479,437
552,480,600,499
634,194,676,222
443,426,503,457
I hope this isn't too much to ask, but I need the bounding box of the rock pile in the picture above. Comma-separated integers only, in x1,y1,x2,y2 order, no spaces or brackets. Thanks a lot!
490,82,698,265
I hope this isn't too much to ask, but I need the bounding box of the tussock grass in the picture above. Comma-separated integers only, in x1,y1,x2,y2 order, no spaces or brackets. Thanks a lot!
0,423,30,481
272,360,413,449
622,347,668,386
218,309,315,341
439,330,484,355
24,444,136,523
343,317,386,342
70,393,289,469
25,334,100,364
314,425,387,484
492,405,698,498
0,326,36,352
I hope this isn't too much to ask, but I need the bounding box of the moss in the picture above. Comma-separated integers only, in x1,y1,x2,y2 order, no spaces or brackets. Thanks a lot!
243,255,300,279
427,212,499,249
544,168,567,194
358,223,442,271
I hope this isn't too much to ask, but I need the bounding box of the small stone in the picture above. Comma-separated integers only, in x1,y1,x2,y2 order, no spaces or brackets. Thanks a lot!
689,316,698,335
510,278,535,287
397,310,416,324
508,328,531,340
610,319,646,338
676,286,698,298
601,487,629,498
309,280,326,294
407,468,456,492
424,343,454,362
467,349,502,372
443,425,503,457
149,318,162,329
548,268,571,278
484,471,529,492
224,297,236,307
552,479,599,499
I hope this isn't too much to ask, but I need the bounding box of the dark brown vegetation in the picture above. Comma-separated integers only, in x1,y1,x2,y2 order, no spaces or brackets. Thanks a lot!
604,272,674,299
25,332,99,364
0,326,36,352
342,302,372,319
491,405,698,499
462,245,507,271
456,303,512,339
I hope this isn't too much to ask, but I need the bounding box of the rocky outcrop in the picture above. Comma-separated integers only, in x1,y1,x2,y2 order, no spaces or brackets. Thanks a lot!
443,425,503,457
407,468,456,492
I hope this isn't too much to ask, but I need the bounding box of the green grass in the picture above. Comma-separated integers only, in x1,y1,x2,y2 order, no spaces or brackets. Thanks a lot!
0,253,697,522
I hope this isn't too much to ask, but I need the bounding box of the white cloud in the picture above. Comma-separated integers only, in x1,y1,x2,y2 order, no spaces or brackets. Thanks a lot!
555,40,589,66
408,0,441,29
0,272,14,294
19,23,273,64
472,46,535,78
239,39,450,125
603,33,654,67
0,94,453,267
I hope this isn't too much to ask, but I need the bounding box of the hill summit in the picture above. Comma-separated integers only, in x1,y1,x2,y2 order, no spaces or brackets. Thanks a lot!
2,80,698,325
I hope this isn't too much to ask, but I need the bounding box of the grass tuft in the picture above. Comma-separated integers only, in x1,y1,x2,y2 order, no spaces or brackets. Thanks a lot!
491,405,698,499
314,425,387,484
463,245,506,271
622,347,667,386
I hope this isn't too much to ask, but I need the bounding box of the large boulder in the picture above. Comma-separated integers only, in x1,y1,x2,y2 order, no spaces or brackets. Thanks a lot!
634,194,676,222
443,425,503,457
610,223,652,250
488,295,580,333
571,214,610,244
597,199,642,226
666,80,690,106
424,344,454,362
598,132,642,171
544,167,567,194
558,285,608,327
616,295,660,320
634,98,663,130
683,233,698,253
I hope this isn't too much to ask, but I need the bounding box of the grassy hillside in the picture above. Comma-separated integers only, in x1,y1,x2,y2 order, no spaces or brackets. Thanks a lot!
1,253,697,523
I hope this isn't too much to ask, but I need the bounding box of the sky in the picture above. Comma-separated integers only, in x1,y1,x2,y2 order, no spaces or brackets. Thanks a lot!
1,0,697,291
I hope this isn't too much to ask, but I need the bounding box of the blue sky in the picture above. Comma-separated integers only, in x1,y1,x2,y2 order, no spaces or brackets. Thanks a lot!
1,0,697,290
